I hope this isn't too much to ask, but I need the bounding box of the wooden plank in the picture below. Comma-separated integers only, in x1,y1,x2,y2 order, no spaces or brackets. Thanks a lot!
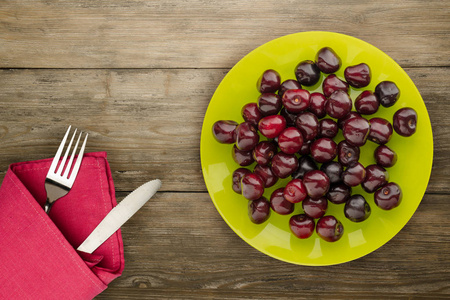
95,192,450,299
0,0,449,68
0,67,448,192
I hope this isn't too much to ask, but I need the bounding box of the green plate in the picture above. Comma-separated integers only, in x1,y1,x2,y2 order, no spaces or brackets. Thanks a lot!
200,32,433,266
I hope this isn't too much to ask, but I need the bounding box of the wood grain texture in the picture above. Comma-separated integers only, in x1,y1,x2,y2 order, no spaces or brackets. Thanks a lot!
0,0,449,68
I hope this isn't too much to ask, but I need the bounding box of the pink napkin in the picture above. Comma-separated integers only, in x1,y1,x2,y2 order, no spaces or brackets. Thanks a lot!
0,152,124,299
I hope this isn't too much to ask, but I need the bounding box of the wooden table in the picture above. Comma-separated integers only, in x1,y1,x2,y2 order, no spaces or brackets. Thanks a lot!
1,1,449,298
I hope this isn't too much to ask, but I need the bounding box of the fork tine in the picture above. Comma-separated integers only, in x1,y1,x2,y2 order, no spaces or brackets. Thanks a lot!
68,133,88,184
63,130,82,179
48,125,71,174
57,128,77,176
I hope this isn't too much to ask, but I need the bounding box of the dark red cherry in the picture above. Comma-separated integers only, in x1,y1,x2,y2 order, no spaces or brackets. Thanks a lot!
241,173,264,201
318,118,338,139
338,111,361,129
309,92,328,118
325,90,352,119
236,122,259,151
278,127,304,154
295,60,321,86
344,194,371,222
282,89,311,114
252,141,277,166
248,197,271,224
337,140,360,167
320,161,343,184
278,79,302,98
355,90,379,115
258,115,286,139
241,103,263,126
298,140,312,155
270,188,294,215
316,215,344,242
212,120,238,144
283,179,308,203
342,162,366,187
232,145,254,166
374,182,402,210
342,117,370,147
368,117,393,145
322,74,349,97
271,152,299,178
290,214,315,239
326,183,351,204
374,145,397,168
393,107,417,137
316,47,341,74
292,156,318,180
302,197,328,219
375,81,400,107
310,138,337,163
257,93,282,116
280,107,298,127
295,112,319,141
362,164,389,193
303,170,330,199
232,168,251,194
253,164,278,188
257,69,281,93
344,63,371,88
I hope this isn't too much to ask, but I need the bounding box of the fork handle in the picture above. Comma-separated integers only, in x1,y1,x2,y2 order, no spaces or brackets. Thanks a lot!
44,199,53,214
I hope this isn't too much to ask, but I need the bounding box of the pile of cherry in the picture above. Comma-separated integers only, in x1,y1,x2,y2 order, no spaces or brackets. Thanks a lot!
212,47,418,242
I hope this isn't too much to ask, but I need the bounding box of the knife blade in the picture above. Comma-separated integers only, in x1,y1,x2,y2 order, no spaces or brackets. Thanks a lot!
77,179,162,254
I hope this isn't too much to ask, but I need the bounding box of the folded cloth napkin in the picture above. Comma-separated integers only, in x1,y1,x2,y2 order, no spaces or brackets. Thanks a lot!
0,152,124,299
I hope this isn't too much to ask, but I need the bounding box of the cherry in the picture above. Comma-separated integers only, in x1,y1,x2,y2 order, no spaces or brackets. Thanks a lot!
282,89,311,114
309,92,328,118
295,112,319,141
241,173,265,201
254,164,278,188
344,63,371,88
212,120,238,144
257,93,282,116
278,79,302,98
302,197,328,219
232,145,254,166
318,119,338,139
298,140,312,155
342,116,370,147
257,69,281,93
278,127,304,154
393,107,417,137
280,107,298,127
338,111,361,129
303,170,330,199
316,215,344,242
252,141,277,166
355,90,379,115
289,214,315,239
295,60,321,86
375,81,400,107
337,140,360,166
292,156,318,180
342,162,366,187
270,188,294,215
362,164,389,193
271,152,299,178
232,168,251,194
258,115,286,139
326,183,351,204
284,179,308,203
344,194,371,222
322,74,349,98
310,137,337,163
368,117,393,145
320,161,343,184
236,122,259,151
374,182,402,210
248,197,271,224
325,90,352,119
316,47,341,74
374,145,397,168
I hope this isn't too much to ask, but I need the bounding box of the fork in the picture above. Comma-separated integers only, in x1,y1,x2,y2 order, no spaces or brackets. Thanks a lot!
44,126,88,214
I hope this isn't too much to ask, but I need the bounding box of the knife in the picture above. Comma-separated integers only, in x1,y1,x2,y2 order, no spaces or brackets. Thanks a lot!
77,179,162,254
